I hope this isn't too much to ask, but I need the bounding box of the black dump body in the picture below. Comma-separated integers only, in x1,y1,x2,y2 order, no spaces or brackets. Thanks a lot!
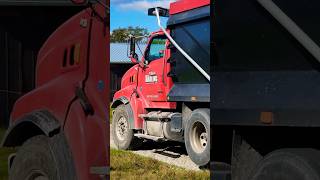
213,0,320,126
166,4,210,102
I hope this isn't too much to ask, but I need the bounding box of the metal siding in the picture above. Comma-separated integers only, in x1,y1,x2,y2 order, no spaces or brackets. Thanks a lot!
110,43,143,64
110,64,132,101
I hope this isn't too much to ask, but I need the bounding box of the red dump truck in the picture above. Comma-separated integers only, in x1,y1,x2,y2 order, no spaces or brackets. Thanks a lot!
111,0,210,166
1,0,109,179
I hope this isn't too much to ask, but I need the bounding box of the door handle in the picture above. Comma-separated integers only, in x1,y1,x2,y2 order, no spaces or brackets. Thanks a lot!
75,87,94,115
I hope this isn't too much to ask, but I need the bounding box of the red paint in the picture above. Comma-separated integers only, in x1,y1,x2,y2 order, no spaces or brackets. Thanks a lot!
170,0,210,15
113,31,176,129
10,3,108,180
114,0,208,129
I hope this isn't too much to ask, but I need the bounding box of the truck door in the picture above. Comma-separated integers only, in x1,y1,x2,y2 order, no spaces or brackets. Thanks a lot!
139,35,167,102
63,4,109,180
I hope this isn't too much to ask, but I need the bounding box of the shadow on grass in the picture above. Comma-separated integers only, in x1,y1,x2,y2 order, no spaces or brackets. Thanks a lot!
137,140,188,156
134,139,210,170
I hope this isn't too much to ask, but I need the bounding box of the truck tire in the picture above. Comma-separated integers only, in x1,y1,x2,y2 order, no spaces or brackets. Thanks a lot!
112,104,141,150
9,134,76,180
185,108,210,166
249,148,320,180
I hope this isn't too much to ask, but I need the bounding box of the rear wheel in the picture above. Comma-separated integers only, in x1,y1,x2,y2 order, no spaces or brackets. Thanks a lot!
249,148,320,180
9,134,76,180
112,104,142,150
185,108,210,166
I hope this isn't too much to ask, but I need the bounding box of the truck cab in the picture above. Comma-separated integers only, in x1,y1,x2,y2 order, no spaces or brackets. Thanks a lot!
1,1,109,179
111,0,210,166
121,31,174,105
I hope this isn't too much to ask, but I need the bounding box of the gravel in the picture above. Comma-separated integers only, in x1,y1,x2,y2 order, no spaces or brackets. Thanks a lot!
110,127,202,171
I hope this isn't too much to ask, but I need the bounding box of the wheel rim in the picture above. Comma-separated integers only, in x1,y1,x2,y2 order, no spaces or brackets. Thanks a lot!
25,170,49,180
116,116,128,141
189,121,207,153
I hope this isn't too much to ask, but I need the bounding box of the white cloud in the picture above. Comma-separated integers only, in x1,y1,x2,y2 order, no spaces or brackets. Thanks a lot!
118,0,175,12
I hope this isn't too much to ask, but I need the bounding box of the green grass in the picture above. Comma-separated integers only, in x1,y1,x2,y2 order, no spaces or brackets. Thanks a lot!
0,129,16,180
111,149,210,180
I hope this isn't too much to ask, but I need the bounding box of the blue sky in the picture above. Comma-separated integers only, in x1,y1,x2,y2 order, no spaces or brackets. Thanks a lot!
110,0,175,33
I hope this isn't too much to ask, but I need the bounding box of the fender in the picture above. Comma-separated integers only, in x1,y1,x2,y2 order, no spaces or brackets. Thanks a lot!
111,96,129,108
1,110,60,147
111,97,135,129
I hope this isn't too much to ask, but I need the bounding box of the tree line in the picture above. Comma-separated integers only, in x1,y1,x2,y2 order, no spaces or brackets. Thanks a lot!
110,26,149,43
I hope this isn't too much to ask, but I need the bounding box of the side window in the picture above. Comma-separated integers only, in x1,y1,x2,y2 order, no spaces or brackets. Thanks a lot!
145,36,166,62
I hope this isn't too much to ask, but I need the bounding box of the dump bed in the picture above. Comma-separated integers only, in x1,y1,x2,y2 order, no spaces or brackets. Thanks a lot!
166,2,210,102
213,0,320,126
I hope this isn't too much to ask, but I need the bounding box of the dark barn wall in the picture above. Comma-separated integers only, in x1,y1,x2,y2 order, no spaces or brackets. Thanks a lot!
0,31,36,127
0,6,84,127
110,63,132,100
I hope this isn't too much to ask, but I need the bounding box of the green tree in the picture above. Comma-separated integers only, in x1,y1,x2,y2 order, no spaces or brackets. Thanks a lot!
110,26,148,43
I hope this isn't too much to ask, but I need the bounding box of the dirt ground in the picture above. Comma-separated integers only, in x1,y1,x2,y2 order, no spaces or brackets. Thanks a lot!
110,127,206,171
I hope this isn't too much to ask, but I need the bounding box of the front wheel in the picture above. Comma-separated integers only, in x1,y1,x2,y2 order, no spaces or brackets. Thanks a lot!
9,134,76,180
112,104,142,150
185,108,210,166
